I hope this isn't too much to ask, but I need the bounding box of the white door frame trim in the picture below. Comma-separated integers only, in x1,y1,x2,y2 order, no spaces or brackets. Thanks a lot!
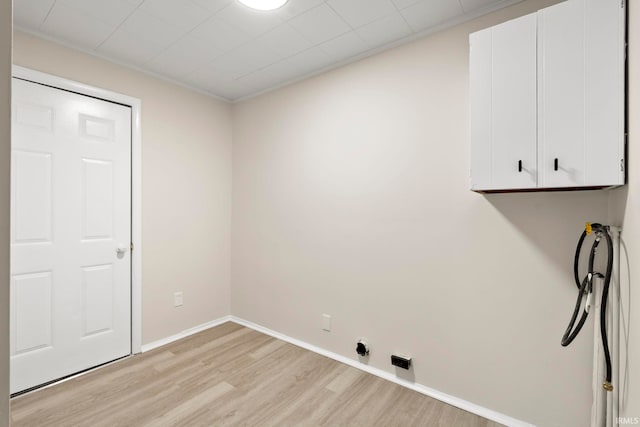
12,65,143,354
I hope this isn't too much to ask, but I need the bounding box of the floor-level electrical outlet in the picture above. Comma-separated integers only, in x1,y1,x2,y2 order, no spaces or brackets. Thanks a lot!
174,292,183,307
322,314,331,332
391,354,411,370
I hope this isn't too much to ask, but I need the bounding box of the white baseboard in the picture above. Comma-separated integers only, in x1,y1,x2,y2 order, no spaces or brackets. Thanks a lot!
141,315,232,353
229,316,536,427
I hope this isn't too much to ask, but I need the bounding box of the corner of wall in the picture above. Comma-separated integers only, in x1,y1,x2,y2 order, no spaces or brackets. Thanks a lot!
0,0,11,425
609,0,639,420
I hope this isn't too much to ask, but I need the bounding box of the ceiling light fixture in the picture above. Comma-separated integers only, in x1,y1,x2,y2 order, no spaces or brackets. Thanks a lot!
237,0,288,11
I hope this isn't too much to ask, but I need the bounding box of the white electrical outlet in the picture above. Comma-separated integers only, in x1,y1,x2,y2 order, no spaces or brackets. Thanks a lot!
322,314,331,332
174,292,183,307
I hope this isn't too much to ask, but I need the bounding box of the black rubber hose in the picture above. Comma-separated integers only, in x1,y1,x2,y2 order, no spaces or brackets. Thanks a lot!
564,223,614,387
561,273,592,346
563,237,599,346
598,226,614,385
573,230,588,289
573,223,603,289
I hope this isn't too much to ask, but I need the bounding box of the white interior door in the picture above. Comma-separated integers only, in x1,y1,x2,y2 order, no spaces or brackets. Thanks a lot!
10,78,131,394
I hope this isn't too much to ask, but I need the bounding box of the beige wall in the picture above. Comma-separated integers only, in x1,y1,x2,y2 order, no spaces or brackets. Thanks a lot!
230,1,616,426
610,0,640,420
0,1,10,425
12,31,233,345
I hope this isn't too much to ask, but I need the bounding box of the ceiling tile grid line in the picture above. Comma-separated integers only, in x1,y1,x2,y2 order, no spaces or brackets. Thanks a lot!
40,0,56,30
13,0,526,101
388,0,417,37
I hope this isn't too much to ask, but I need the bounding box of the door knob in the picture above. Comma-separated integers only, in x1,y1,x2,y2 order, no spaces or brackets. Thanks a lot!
116,246,128,256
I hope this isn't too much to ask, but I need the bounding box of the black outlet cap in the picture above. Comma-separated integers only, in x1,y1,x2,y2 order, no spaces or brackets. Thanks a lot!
391,354,411,370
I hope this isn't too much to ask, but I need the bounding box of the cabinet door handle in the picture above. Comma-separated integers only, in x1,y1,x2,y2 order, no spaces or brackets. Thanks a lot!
518,160,522,172
554,158,559,171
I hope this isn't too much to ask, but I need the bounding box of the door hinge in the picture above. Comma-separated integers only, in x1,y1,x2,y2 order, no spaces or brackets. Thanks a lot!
130,242,134,252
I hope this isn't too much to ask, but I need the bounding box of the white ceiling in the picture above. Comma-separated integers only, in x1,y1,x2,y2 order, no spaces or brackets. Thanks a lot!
14,0,523,101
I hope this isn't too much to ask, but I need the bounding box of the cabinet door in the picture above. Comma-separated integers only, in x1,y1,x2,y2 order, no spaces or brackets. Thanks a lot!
539,0,585,188
583,0,625,186
470,13,537,191
539,0,625,188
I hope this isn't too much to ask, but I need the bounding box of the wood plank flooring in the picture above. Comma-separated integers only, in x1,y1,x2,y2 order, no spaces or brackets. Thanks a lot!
11,322,504,426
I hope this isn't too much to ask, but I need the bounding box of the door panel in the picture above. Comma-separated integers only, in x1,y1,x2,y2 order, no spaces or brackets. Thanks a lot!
538,0,585,187
11,272,53,354
10,78,131,394
491,13,537,189
81,264,114,337
15,103,54,132
469,28,492,190
469,13,537,190
584,0,625,185
82,158,114,239
12,150,52,242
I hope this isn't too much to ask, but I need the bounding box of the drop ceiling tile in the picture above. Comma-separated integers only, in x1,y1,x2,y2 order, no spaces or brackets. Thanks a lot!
390,0,422,9
205,52,254,81
119,10,188,47
188,43,280,85
184,65,217,88
198,43,279,81
190,16,251,53
263,47,332,81
255,23,313,59
231,42,283,71
192,45,334,99
459,0,504,12
288,4,351,45
40,3,115,49
400,0,463,32
236,69,285,93
288,47,334,74
356,13,412,48
13,0,55,29
212,81,256,100
277,0,327,19
327,0,397,29
98,29,166,66
216,2,284,38
254,64,298,86
192,0,233,13
138,0,211,32
185,64,254,99
193,53,269,87
147,35,224,78
319,31,369,62
57,0,140,27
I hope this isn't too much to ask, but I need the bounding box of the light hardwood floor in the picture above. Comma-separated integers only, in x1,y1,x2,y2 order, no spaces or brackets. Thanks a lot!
11,322,504,426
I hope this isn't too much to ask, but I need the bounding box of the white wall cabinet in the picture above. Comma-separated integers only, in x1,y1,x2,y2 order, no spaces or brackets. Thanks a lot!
470,0,625,192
